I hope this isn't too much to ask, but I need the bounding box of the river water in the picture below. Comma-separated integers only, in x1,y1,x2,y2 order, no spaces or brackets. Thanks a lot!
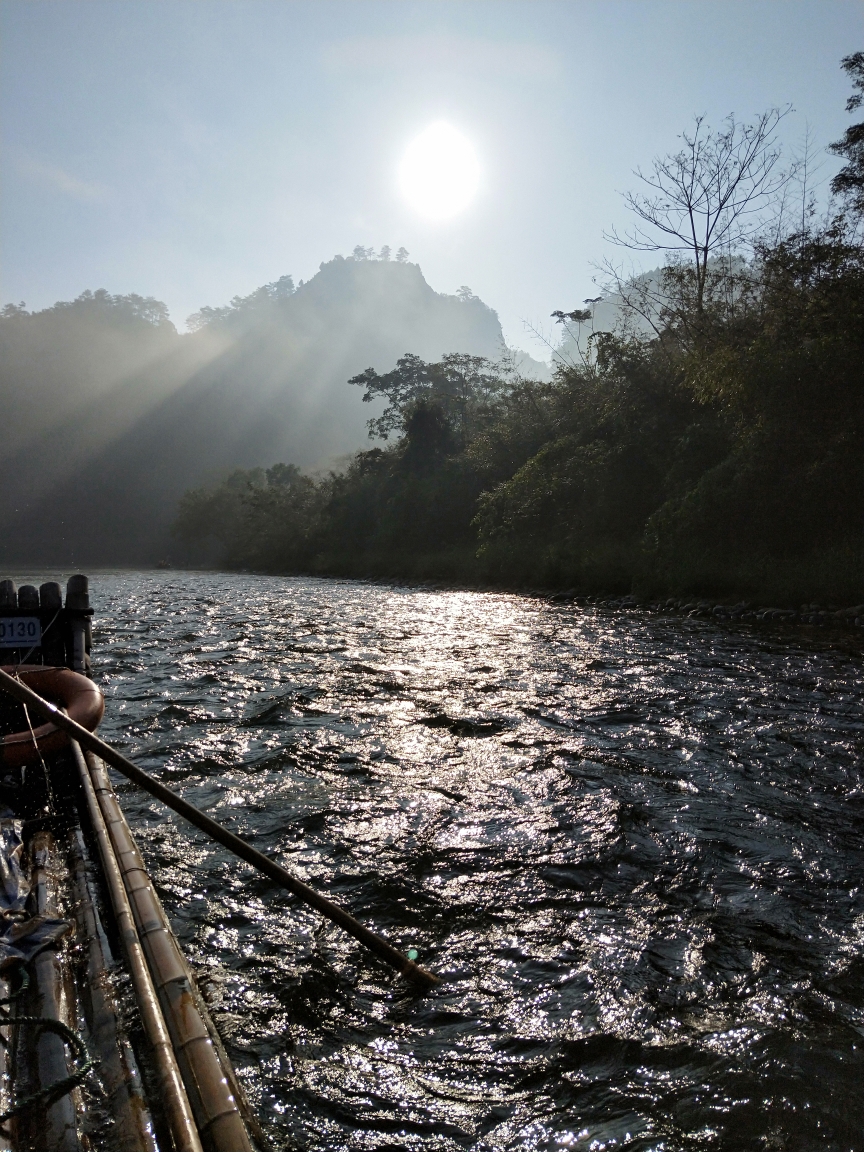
85,572,864,1150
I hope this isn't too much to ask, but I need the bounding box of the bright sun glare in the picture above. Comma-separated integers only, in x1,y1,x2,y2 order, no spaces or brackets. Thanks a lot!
398,122,480,221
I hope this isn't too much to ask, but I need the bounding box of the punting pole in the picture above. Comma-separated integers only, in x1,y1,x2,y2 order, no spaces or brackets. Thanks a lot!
0,668,439,990
78,746,258,1152
72,742,204,1152
67,828,158,1152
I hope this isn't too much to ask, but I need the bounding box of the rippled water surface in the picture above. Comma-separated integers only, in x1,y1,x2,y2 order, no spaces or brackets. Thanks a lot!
85,572,864,1150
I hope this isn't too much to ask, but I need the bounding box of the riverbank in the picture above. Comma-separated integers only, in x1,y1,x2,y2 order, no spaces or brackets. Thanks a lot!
413,582,864,630
161,560,864,633
548,591,864,629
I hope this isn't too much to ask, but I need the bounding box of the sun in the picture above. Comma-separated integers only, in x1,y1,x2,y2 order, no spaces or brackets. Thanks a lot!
398,122,480,221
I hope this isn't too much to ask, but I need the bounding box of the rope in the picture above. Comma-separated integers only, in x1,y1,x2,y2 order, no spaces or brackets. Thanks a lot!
11,666,56,807
0,960,96,1123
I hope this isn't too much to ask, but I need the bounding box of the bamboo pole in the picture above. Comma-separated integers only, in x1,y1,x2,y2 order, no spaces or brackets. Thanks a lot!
27,830,82,1152
80,748,256,1152
0,965,11,1152
72,739,204,1152
85,748,268,1151
67,827,157,1152
0,668,439,990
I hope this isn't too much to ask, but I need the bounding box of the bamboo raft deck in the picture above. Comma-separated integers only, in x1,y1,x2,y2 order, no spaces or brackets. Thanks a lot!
0,575,265,1152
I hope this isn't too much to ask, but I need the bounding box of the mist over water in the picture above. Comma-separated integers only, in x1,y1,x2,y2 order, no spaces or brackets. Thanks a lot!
84,571,864,1149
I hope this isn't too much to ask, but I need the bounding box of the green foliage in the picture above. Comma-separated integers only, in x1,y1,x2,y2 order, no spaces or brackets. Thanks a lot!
830,52,864,215
643,219,864,597
348,352,508,442
173,214,864,602
172,75,864,603
172,464,326,570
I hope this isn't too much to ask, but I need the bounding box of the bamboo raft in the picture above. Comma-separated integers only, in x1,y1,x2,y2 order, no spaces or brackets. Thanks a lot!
0,575,266,1152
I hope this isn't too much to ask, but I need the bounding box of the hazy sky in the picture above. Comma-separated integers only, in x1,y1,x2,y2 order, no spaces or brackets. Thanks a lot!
1,1,859,351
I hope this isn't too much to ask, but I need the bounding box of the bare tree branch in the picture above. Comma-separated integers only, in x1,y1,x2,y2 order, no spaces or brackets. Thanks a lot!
605,108,793,313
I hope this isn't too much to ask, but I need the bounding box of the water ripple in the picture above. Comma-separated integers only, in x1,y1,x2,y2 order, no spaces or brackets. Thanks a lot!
84,573,864,1149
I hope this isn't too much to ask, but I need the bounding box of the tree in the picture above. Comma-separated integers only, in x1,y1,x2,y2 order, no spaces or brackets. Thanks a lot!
395,247,409,263
348,352,506,442
830,52,864,216
606,110,791,316
53,289,174,328
350,353,429,439
551,307,591,323
186,274,294,332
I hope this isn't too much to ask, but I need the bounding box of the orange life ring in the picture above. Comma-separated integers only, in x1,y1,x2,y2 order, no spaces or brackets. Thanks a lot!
0,666,104,768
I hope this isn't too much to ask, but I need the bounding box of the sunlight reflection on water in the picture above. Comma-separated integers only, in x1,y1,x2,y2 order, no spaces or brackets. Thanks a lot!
88,572,864,1150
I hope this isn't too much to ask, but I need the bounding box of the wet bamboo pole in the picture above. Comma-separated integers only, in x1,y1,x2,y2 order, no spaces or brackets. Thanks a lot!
27,830,82,1152
67,828,157,1152
78,747,256,1152
0,964,11,1152
0,668,439,990
72,740,204,1152
0,819,14,1151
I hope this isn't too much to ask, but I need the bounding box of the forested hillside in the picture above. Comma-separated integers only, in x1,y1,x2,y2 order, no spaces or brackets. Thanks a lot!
0,253,533,564
173,58,864,604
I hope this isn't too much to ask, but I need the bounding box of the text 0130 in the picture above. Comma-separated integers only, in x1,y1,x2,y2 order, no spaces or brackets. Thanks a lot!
0,618,42,647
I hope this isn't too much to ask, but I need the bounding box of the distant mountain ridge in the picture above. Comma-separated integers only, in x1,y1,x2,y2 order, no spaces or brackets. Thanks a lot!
0,256,548,565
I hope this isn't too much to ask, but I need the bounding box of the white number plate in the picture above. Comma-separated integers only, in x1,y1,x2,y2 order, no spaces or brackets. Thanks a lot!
0,617,42,647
